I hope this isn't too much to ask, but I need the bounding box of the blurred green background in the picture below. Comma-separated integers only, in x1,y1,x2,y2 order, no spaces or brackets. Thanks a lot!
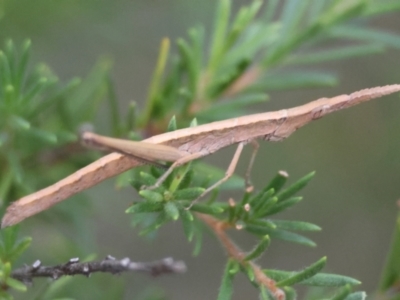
1,0,400,299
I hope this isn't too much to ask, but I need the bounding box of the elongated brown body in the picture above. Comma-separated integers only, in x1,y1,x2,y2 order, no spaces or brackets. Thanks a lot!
2,85,400,227
81,132,188,164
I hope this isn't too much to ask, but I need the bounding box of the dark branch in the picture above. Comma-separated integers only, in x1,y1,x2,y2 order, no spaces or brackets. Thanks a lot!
11,256,187,285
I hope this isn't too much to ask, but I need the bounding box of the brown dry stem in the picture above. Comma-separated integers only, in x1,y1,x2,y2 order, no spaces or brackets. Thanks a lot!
196,213,285,300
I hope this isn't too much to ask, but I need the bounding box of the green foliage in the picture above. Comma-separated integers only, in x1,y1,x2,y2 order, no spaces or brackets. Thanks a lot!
378,212,400,295
267,269,361,287
0,227,31,298
275,257,327,287
127,163,354,295
217,259,237,300
0,38,114,298
0,39,111,203
244,235,270,261
1,0,400,299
